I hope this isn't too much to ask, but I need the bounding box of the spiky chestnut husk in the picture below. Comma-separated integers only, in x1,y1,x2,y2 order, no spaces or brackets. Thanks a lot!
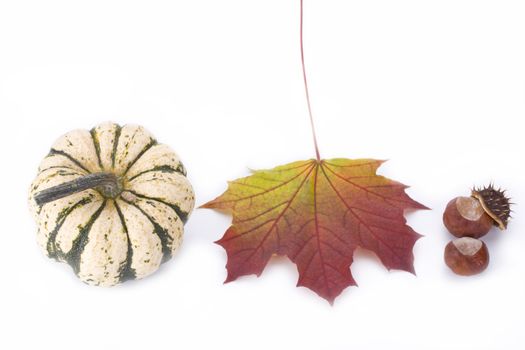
471,184,512,230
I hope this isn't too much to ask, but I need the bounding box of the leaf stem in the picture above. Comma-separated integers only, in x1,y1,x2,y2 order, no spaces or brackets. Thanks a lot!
300,0,321,161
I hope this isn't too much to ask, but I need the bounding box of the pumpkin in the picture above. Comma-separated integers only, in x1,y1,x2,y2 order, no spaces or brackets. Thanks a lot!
28,122,195,286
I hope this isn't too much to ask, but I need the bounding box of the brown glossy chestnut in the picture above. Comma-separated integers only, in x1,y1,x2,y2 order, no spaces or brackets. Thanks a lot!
444,237,489,276
443,196,493,238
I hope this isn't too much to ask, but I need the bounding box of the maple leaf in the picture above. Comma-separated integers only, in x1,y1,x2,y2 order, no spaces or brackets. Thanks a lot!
202,158,427,303
202,1,427,303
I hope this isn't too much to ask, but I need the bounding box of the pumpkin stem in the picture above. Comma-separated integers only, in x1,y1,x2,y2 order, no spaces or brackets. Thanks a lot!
34,172,122,206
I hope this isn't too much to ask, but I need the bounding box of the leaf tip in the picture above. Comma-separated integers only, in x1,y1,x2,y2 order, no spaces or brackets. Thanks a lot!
224,273,236,284
199,196,222,209
198,202,212,209
214,237,226,246
401,192,430,211
412,201,431,211
324,293,339,306
397,261,418,276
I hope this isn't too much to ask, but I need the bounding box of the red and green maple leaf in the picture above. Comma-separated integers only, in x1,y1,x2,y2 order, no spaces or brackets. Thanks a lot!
202,0,427,303
202,159,426,303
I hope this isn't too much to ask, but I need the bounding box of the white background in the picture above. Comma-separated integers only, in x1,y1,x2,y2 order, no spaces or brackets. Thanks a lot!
1,1,524,349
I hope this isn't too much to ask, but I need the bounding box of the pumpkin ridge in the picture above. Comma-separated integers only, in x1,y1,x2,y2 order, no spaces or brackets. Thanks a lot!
90,128,104,170
126,164,185,182
121,139,157,177
33,169,82,190
45,194,97,260
120,197,174,263
38,152,90,174
124,190,189,224
49,149,91,174
114,200,137,282
37,165,87,175
111,125,122,170
65,200,108,274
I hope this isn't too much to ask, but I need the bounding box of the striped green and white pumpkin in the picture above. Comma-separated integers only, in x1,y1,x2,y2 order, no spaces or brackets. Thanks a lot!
28,122,195,286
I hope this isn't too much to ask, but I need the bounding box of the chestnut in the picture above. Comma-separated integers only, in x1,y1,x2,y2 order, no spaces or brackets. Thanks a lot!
443,196,493,238
444,237,489,276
